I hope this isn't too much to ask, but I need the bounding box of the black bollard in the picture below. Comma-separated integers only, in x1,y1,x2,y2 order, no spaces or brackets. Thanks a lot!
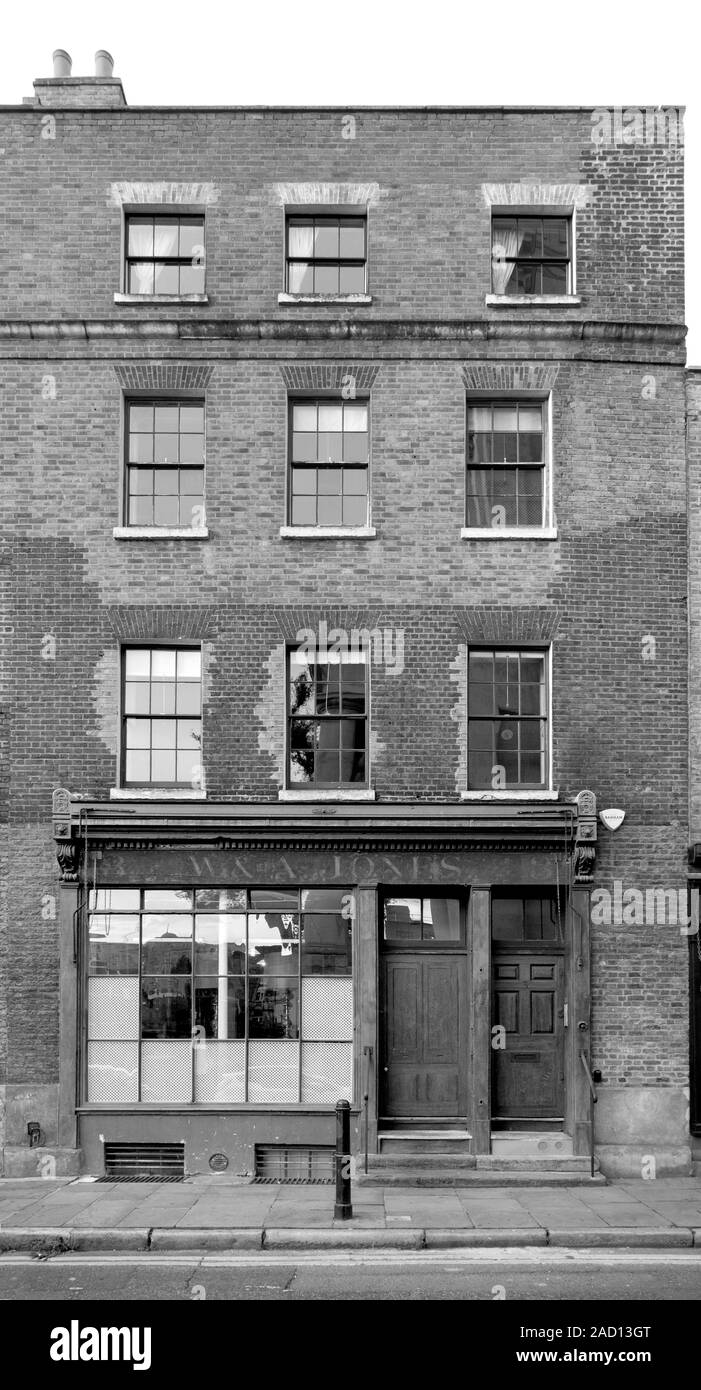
334,1098,353,1220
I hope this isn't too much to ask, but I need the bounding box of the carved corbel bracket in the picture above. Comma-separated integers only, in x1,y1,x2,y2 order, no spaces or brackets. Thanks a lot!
574,788,597,883
53,788,78,881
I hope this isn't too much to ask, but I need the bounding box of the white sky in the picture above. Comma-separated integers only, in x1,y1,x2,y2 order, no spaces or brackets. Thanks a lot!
2,0,697,359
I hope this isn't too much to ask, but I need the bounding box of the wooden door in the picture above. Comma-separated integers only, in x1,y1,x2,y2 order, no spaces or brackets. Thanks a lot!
380,954,467,1117
492,953,564,1120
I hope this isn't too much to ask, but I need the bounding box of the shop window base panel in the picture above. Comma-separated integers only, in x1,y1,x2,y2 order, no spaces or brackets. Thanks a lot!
254,1144,334,1183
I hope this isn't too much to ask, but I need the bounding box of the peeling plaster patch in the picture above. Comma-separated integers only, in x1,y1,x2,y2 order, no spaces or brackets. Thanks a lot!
449,645,468,795
254,643,286,787
481,182,594,208
272,181,381,207
87,649,120,757
108,182,220,206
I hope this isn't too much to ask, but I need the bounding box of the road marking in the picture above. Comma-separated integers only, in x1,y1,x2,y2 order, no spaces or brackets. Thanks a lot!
1,1249,700,1270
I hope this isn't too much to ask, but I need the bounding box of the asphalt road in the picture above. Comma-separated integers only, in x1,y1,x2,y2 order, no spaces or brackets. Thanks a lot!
0,1249,700,1300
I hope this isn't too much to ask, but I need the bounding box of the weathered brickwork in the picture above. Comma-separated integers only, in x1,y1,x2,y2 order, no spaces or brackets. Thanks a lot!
0,89,689,1169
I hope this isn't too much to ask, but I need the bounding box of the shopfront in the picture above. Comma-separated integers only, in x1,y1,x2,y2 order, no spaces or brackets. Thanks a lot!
53,793,596,1175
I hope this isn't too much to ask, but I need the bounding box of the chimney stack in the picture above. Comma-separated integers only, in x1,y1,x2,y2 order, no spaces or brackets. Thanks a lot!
94,50,114,78
30,50,126,107
52,49,72,78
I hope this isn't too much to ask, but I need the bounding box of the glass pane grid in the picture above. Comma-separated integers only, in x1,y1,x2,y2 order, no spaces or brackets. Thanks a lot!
286,216,366,295
86,889,354,1104
468,649,547,789
123,647,202,787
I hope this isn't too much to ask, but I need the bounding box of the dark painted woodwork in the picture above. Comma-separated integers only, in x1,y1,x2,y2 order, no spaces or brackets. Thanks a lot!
492,952,564,1119
380,953,468,1117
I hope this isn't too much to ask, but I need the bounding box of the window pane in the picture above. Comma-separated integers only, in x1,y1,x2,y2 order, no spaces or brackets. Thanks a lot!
542,219,568,257
492,896,523,941
423,898,461,940
177,649,201,678
301,914,353,974
317,433,343,463
318,495,343,525
293,404,317,431
518,219,543,258
181,406,204,433
129,263,154,295
342,433,367,464
339,265,366,294
129,433,154,463
343,468,367,495
542,262,568,294
292,432,318,463
292,496,317,525
154,264,179,295
127,220,154,256
125,750,150,782
342,495,367,525
314,222,339,258
154,221,179,257
288,262,313,293
141,978,192,1037
340,748,365,783
88,917,140,976
318,405,343,433
195,915,246,974
151,718,176,749
180,434,204,465
125,648,150,679
175,684,201,715
314,264,339,294
248,979,299,1038
288,222,314,258
180,265,205,295
292,467,317,496
195,889,247,910
151,749,177,782
125,680,150,715
129,466,154,494
125,717,150,749
195,977,246,1038
178,220,204,257
515,263,540,295
384,898,422,941
143,889,193,910
129,405,154,432
339,221,365,258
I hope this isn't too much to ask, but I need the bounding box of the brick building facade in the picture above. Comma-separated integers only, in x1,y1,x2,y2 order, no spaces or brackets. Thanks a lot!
0,54,691,1178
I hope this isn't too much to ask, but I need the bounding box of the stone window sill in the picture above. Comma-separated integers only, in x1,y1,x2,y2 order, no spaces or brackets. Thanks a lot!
110,788,206,800
485,294,581,307
278,293,372,306
114,293,209,305
460,527,557,541
279,525,376,540
461,790,559,802
113,526,209,540
278,789,376,802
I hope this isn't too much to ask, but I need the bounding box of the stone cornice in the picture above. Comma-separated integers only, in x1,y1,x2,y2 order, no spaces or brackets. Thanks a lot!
0,319,686,351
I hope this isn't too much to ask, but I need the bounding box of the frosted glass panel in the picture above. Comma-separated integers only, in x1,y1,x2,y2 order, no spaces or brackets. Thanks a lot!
194,1041,246,1102
88,978,139,1041
87,1043,138,1102
301,977,353,1040
301,1043,352,1102
248,1040,299,1102
141,1040,192,1102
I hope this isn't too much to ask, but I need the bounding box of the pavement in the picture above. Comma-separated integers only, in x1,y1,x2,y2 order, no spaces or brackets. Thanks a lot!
2,1174,701,1252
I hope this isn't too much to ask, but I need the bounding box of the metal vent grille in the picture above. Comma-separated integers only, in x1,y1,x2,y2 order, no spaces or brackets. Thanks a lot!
254,1144,334,1183
101,1142,185,1182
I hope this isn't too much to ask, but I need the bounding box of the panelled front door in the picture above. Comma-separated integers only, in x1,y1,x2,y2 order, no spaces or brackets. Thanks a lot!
380,893,467,1119
492,953,565,1120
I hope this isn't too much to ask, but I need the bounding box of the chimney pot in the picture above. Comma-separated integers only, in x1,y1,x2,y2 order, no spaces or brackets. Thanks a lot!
94,50,114,78
52,50,72,78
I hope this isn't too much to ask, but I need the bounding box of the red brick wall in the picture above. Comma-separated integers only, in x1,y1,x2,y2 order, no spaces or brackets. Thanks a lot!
0,105,689,1105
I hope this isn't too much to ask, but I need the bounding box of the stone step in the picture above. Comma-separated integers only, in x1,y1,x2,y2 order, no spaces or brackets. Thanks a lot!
476,1155,597,1173
368,1154,477,1170
491,1132,574,1158
378,1131,472,1155
356,1168,607,1187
